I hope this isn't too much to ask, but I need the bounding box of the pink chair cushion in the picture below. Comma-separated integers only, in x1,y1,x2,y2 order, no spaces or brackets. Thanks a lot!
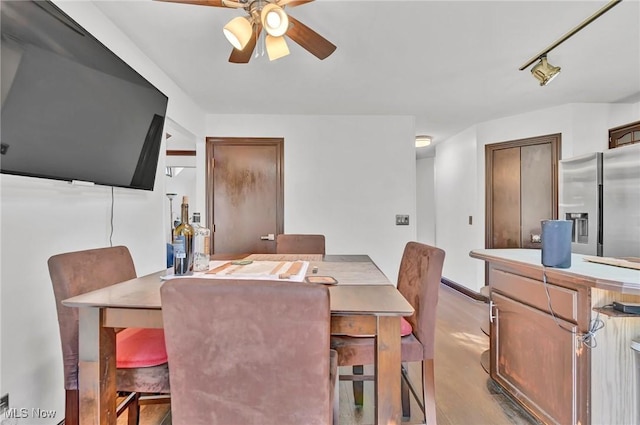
347,317,413,337
116,328,168,368
400,317,413,336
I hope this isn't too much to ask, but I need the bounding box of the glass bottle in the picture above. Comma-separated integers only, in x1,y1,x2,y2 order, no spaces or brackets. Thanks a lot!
192,212,211,272
173,196,194,275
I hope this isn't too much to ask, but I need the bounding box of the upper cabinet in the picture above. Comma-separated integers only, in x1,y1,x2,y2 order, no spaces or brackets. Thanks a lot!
609,120,640,149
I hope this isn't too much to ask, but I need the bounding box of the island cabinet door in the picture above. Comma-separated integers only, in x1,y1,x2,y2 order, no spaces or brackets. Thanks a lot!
491,292,589,425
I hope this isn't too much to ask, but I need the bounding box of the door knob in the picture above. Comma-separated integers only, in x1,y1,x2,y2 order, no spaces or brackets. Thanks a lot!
260,234,275,241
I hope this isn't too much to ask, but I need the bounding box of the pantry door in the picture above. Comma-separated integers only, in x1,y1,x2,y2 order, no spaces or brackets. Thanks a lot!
486,134,560,250
206,137,284,254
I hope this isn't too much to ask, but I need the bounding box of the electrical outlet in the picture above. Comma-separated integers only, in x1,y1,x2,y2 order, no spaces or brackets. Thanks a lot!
0,393,8,414
395,214,410,225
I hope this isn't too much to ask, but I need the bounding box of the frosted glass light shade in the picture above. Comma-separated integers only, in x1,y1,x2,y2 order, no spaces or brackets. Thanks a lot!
265,35,290,61
261,4,289,37
223,16,253,50
415,135,432,147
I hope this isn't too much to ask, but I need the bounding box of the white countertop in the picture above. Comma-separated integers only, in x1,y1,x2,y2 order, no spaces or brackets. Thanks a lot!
470,248,640,293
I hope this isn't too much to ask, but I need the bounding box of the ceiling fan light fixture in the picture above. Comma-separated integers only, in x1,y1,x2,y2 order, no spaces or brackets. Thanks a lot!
531,55,561,86
223,16,253,50
265,34,290,61
415,135,432,148
261,3,289,37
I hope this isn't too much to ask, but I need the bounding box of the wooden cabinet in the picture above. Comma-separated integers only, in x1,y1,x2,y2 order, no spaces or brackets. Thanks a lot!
491,273,588,425
472,249,640,425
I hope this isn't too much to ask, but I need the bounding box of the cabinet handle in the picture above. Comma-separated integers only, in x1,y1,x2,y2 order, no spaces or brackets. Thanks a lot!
489,300,496,323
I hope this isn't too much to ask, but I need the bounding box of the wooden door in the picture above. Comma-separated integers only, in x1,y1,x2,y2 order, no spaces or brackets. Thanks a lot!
486,134,560,250
206,138,284,254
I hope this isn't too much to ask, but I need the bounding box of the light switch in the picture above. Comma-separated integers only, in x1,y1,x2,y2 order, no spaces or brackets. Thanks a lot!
396,215,410,225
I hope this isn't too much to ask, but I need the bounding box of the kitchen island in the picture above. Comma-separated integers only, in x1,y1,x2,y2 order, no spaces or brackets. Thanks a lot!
471,248,640,425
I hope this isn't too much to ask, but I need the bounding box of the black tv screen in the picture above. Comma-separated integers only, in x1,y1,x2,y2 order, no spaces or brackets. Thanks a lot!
0,0,169,191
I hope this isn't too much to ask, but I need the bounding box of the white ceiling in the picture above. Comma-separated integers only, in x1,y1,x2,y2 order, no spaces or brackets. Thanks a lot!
93,0,640,157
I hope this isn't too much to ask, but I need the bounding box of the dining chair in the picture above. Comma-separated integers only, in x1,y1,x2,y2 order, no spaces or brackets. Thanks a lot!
276,234,326,255
48,246,170,425
331,241,445,425
161,278,337,425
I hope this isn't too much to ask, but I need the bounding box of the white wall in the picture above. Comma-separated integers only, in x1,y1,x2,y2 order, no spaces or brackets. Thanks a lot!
434,126,482,289
205,114,417,283
434,102,640,293
416,157,436,245
0,2,205,423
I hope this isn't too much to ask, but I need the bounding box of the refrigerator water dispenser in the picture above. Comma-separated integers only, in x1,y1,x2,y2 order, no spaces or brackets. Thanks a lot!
565,213,589,244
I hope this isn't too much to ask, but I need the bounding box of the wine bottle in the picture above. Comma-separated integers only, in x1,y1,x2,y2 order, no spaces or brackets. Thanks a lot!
192,212,211,272
173,196,194,275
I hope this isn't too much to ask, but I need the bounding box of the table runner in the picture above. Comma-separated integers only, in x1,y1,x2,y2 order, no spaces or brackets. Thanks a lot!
161,260,309,282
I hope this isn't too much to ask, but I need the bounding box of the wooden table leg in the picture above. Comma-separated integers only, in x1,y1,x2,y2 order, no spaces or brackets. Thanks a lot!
78,308,117,425
375,315,402,425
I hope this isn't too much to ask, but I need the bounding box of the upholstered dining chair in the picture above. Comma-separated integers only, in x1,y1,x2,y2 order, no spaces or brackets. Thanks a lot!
161,278,337,425
48,246,170,425
276,234,326,255
331,242,445,425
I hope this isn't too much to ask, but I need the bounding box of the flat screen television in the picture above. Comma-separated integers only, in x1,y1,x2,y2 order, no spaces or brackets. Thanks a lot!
0,0,169,191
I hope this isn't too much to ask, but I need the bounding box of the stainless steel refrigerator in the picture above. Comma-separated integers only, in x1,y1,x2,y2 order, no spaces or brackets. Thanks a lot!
559,143,640,258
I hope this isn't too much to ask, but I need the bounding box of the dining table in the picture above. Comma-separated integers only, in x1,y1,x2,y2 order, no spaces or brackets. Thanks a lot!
62,254,414,425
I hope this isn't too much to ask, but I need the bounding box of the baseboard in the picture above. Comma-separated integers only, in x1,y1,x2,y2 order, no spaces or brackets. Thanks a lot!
441,277,489,303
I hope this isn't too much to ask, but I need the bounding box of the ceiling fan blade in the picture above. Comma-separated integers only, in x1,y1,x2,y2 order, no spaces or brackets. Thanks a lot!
229,24,260,63
286,15,336,60
154,0,244,8
278,0,315,7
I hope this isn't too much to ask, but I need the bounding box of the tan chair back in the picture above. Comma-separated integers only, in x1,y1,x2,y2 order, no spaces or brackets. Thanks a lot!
161,278,332,425
397,242,445,359
48,246,137,390
276,234,326,255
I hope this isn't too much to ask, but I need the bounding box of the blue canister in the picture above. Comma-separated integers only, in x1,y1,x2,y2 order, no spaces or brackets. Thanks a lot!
541,220,572,268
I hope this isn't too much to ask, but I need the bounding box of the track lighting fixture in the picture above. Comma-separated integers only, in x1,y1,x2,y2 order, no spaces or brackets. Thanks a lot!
519,0,621,86
530,56,561,86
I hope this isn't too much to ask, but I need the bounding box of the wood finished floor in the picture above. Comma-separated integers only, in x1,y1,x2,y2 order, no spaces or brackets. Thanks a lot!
120,284,539,425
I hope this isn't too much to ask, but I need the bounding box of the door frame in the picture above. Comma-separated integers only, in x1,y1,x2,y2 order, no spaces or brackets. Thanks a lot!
205,137,284,254
485,133,561,249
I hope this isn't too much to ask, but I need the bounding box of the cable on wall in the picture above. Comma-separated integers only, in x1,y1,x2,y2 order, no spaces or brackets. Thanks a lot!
109,186,114,247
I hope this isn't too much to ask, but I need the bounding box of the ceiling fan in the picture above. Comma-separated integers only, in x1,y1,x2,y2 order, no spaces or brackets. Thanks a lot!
155,0,337,63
